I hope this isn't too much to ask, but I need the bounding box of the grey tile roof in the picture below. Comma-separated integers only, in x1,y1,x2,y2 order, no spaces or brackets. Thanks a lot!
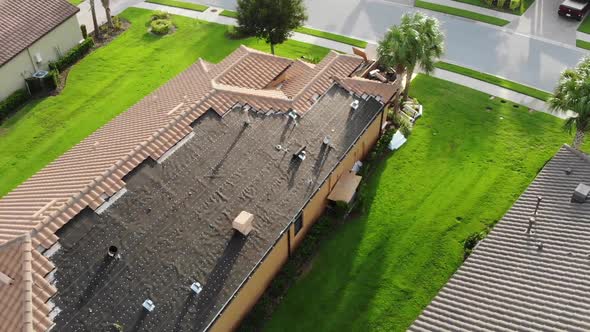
0,0,79,66
410,145,590,332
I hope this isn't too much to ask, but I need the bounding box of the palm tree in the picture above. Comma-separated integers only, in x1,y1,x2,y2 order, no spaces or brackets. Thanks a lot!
377,12,444,101
101,0,114,30
549,57,590,150
89,0,101,39
563,102,590,149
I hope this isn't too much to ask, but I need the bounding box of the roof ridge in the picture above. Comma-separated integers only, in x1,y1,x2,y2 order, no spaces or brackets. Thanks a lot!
562,144,590,165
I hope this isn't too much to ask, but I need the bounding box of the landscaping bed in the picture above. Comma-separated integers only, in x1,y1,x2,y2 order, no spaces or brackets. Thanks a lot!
261,74,576,331
415,0,510,26
0,7,329,198
453,0,534,15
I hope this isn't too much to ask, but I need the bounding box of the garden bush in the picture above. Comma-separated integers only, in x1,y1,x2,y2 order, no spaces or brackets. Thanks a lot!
80,24,88,39
48,37,94,72
151,10,170,20
463,230,488,260
497,0,508,8
0,89,30,122
112,16,123,30
150,19,173,35
509,0,521,10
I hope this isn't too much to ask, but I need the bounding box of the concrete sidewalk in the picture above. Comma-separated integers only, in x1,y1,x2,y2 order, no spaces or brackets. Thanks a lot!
133,2,356,53
422,68,574,119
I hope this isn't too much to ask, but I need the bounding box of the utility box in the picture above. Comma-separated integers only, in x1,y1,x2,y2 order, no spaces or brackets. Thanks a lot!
233,211,254,236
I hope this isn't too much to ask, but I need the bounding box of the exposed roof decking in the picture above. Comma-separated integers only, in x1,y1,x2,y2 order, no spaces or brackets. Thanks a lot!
410,146,590,332
51,86,384,331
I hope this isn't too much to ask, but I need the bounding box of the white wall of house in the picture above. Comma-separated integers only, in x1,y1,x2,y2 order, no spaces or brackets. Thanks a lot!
0,15,82,100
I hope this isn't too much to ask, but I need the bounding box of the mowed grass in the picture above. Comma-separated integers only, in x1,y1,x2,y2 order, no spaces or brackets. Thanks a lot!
264,75,572,331
577,13,590,33
0,8,329,198
146,0,208,12
576,39,590,50
416,0,510,26
435,61,552,101
220,9,367,48
68,0,83,5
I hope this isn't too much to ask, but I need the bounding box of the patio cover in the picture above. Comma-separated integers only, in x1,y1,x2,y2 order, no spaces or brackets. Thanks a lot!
328,171,362,204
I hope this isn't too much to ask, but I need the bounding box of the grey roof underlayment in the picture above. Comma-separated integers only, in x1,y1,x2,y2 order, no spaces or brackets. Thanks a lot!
49,85,383,331
410,145,590,332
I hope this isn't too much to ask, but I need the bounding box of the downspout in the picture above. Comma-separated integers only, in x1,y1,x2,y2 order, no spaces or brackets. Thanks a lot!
26,48,38,72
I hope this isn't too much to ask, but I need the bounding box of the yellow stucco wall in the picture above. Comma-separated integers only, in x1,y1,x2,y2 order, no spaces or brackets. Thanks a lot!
0,15,82,100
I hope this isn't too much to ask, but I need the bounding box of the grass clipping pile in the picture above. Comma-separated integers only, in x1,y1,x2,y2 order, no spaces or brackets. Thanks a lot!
149,10,175,35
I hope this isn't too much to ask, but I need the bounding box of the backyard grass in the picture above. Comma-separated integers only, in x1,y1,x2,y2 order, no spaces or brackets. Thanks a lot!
220,10,367,48
146,0,208,12
435,61,553,101
453,0,534,15
264,74,574,331
0,7,329,198
576,39,590,50
415,0,510,26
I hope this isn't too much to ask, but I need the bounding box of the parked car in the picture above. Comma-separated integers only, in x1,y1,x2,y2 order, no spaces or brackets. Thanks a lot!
558,0,590,21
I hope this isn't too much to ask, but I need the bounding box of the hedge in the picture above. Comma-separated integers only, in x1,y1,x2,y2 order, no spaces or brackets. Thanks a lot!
49,37,94,72
0,89,30,122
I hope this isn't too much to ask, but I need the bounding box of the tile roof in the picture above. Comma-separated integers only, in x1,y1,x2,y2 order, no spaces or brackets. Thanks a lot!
0,45,398,331
0,0,80,66
410,145,590,332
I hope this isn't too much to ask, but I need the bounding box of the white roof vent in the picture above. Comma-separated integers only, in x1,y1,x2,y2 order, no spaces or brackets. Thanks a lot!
572,183,590,203
142,299,155,312
350,100,360,110
190,282,203,295
288,110,298,120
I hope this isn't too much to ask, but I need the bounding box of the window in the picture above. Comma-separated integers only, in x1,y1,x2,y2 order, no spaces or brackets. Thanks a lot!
294,213,303,236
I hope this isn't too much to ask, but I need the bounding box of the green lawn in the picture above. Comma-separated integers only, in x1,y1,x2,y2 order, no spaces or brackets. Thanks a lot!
146,0,208,12
415,0,510,26
435,61,553,101
453,0,534,15
577,13,590,33
0,8,329,198
220,9,367,48
68,0,84,5
294,27,367,48
577,39,590,50
220,9,238,18
264,75,574,331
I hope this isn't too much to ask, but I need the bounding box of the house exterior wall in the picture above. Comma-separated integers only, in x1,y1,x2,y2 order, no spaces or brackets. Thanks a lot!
0,15,82,100
209,106,385,332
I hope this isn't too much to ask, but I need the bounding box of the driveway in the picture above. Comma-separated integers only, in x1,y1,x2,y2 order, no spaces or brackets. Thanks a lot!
507,0,580,44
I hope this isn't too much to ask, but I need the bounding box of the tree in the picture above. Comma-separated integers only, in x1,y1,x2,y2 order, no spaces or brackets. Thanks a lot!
89,0,101,40
377,13,444,101
101,0,114,30
549,57,590,149
236,0,307,55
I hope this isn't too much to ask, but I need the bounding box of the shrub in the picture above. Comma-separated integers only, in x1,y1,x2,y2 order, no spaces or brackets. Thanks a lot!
80,24,88,39
48,37,94,72
112,16,123,30
301,54,321,64
509,0,521,10
151,10,170,20
42,70,59,91
463,230,488,260
150,19,173,35
0,89,30,122
497,0,507,8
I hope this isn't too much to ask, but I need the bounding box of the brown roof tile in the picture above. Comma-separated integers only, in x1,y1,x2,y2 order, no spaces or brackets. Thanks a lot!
0,0,80,66
0,45,394,331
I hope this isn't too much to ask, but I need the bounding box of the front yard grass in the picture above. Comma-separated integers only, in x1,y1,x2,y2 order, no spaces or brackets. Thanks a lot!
576,39,590,50
415,0,510,26
577,13,590,33
435,61,552,101
68,0,84,5
0,7,329,198
263,74,574,331
146,0,208,12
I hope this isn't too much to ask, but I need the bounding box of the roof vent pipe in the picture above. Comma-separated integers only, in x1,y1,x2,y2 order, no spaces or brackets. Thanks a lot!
533,196,542,215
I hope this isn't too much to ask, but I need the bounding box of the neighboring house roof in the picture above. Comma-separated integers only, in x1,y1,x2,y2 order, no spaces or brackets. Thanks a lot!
0,0,80,66
0,46,398,331
410,145,590,332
